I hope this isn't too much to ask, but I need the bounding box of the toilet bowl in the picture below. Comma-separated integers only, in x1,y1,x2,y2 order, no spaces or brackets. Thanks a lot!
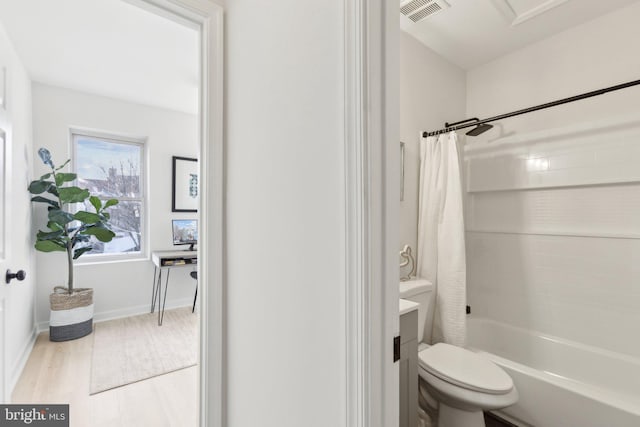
418,343,518,427
399,279,518,427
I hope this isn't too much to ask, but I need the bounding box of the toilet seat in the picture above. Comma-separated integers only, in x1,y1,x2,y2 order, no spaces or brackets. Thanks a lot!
418,343,513,395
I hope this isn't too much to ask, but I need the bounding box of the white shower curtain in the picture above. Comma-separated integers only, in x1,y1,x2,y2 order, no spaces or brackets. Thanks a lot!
417,131,466,346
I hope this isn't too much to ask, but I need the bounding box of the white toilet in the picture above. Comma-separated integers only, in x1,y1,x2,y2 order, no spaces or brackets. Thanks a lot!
400,279,518,427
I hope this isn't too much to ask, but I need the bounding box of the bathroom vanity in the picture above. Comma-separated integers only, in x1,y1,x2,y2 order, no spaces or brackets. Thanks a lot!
399,299,419,427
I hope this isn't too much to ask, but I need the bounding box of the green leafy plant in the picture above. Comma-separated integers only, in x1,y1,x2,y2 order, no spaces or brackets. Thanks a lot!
28,148,119,294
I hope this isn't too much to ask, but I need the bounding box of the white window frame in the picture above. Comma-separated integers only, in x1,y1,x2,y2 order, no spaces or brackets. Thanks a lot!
70,128,148,264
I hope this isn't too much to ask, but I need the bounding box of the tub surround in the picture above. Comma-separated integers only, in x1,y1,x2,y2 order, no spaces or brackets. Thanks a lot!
464,1,640,362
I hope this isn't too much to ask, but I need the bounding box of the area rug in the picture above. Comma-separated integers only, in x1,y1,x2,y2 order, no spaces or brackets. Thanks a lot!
90,307,197,394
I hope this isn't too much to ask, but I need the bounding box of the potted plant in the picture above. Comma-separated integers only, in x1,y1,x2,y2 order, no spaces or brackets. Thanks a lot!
28,148,119,341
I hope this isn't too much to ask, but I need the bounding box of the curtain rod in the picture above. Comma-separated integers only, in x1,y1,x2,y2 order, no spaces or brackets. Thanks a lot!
423,78,640,137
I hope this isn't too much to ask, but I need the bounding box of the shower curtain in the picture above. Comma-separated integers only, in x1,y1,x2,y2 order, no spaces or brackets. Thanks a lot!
417,131,466,346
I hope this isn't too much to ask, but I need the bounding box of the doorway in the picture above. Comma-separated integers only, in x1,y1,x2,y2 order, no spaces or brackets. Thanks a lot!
0,1,223,426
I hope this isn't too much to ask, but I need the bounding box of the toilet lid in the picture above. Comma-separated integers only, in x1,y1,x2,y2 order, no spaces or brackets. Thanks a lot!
418,343,513,395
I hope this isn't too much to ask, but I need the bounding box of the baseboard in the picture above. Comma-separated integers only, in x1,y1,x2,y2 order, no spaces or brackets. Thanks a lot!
9,326,38,398
37,298,193,333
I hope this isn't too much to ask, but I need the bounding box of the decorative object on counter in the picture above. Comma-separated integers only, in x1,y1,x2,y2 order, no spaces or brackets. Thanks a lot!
28,147,119,341
400,244,416,281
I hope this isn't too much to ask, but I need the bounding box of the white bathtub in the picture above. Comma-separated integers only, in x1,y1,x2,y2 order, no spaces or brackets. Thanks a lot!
467,317,640,426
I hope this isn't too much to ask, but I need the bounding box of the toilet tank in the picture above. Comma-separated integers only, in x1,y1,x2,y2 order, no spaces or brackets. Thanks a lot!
399,278,434,344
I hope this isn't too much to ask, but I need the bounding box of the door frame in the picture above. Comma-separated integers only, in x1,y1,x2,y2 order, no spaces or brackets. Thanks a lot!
0,126,7,403
345,1,398,426
132,1,225,426
136,1,397,427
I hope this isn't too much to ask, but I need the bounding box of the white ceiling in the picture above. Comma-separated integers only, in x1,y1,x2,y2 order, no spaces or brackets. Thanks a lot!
3,0,636,111
0,0,199,114
401,0,640,70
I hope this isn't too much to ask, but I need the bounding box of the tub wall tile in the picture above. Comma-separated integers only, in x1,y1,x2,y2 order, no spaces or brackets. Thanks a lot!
467,231,640,358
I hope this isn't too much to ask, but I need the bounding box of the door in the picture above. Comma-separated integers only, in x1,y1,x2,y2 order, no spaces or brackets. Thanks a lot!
0,73,8,402
0,61,23,402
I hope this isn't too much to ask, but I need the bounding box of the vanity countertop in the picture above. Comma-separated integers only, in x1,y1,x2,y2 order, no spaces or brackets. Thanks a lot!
399,298,419,316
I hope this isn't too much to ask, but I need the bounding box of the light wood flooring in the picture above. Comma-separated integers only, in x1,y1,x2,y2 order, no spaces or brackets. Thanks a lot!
12,328,198,427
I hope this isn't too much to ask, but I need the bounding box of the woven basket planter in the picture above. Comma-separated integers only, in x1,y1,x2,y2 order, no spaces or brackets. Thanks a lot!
49,286,94,342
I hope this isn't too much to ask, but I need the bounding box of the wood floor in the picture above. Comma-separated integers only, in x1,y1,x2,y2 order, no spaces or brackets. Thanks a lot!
12,328,198,427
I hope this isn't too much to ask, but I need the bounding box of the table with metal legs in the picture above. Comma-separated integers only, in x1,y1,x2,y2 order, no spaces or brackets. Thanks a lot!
150,250,197,325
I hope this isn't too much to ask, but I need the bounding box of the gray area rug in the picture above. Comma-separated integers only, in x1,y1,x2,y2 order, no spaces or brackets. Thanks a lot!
90,307,197,394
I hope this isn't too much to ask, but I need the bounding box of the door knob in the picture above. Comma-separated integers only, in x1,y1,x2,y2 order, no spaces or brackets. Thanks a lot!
5,269,26,284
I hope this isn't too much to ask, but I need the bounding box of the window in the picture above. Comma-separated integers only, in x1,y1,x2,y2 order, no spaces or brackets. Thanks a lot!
72,131,145,259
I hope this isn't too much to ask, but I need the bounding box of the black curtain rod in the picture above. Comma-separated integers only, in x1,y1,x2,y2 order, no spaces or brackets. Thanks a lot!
423,78,640,137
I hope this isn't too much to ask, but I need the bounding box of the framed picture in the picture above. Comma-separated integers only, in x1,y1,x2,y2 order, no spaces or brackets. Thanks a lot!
172,156,199,212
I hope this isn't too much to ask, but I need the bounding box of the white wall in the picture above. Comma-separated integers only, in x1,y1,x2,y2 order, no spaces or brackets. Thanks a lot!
0,22,37,395
399,32,466,260
465,2,640,358
31,83,198,328
225,1,346,425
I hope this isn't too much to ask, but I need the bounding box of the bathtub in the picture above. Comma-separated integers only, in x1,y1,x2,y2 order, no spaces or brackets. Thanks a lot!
466,317,640,426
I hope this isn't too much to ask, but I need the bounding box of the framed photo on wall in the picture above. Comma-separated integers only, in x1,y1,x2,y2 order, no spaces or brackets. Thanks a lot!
172,156,199,212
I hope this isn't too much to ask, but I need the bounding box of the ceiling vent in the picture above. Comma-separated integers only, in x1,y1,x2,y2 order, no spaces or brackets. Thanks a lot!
400,0,450,23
